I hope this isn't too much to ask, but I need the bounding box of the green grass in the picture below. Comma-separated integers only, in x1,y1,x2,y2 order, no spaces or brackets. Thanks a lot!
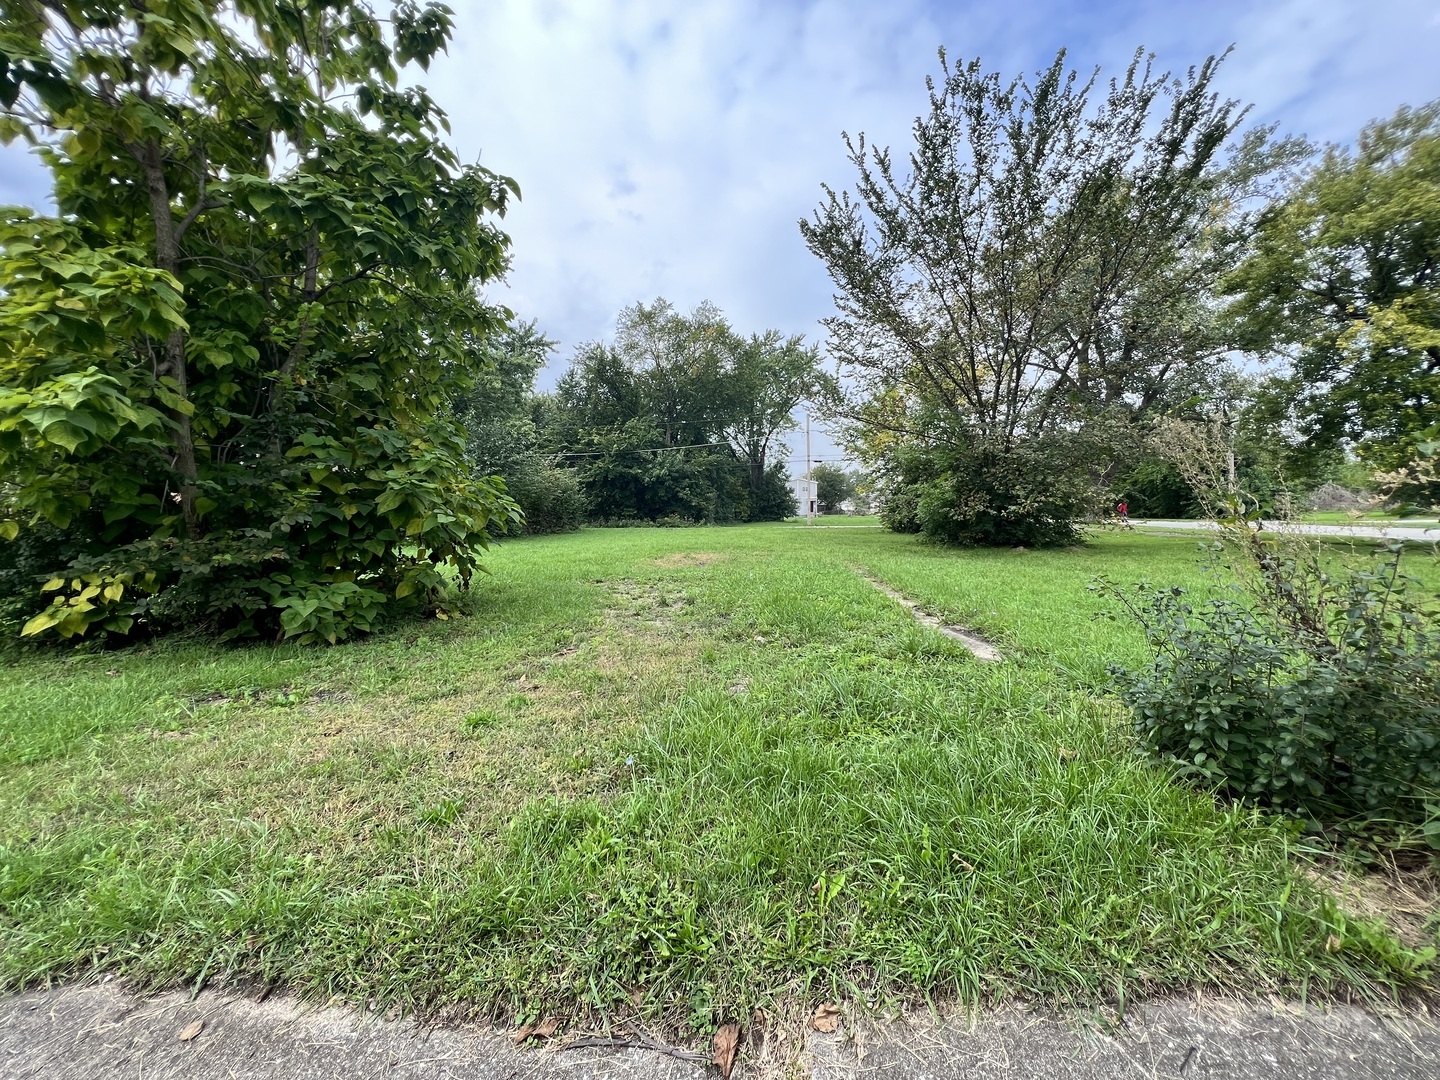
1299,510,1438,525
1,526,1435,1028
783,513,883,526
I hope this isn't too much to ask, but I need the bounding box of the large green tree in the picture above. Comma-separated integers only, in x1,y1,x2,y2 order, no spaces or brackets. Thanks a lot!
0,0,519,642
811,463,854,514
540,301,816,523
802,47,1294,545
716,330,832,496
1225,102,1440,487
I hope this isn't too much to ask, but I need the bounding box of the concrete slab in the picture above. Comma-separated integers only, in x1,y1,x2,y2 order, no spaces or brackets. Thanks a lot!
2,984,1438,1080
808,1000,1440,1080
1132,519,1440,542
0,983,707,1080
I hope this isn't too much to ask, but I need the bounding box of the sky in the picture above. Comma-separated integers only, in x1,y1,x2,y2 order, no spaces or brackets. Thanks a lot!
3,0,1438,471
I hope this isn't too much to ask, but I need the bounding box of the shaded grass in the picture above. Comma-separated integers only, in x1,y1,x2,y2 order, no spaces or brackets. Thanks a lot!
0,526,1434,1029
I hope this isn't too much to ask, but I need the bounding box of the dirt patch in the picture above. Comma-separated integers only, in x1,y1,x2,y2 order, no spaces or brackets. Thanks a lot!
652,552,727,568
605,578,693,624
1307,856,1440,951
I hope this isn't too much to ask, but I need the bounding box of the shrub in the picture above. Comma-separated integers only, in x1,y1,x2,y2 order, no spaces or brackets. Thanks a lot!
879,440,1097,547
1115,458,1199,519
749,464,799,522
2,426,517,645
1102,541,1440,840
505,464,585,535
877,485,922,534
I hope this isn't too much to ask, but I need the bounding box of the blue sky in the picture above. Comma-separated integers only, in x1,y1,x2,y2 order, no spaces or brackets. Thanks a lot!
3,0,1438,470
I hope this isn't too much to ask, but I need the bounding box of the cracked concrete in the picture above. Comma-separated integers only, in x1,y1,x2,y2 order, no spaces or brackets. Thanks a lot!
4,984,1439,1080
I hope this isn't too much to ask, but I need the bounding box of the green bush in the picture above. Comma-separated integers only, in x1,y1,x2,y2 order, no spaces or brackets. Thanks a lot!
1102,543,1440,839
1115,458,1199,519
3,424,518,645
879,440,1097,546
877,485,922,533
505,464,585,535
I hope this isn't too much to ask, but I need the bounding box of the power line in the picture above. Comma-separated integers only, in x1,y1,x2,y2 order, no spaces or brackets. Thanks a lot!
547,441,730,459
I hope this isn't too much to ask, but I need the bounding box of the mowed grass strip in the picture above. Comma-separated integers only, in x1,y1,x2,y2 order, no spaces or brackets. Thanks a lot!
0,526,1432,1028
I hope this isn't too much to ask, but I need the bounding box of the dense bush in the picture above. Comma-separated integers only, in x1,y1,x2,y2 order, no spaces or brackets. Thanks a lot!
1103,542,1440,840
879,440,1098,546
566,440,794,525
0,2,519,646
1115,458,1199,519
877,483,921,533
504,464,586,535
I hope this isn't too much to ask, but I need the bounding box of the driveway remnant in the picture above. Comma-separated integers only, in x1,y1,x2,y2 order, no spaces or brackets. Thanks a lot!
852,567,1002,661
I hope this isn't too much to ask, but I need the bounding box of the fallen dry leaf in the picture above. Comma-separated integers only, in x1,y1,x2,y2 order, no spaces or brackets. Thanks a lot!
811,1003,841,1033
712,1022,740,1078
513,1016,560,1044
178,1019,204,1042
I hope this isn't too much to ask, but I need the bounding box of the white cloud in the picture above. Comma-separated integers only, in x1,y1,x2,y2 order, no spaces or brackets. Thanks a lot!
2,0,1437,464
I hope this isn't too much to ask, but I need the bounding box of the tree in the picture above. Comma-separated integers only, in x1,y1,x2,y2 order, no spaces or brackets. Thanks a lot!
0,0,519,642
812,463,854,513
802,47,1294,545
453,322,584,535
1225,102,1440,496
716,331,832,496
613,298,729,448
538,302,814,523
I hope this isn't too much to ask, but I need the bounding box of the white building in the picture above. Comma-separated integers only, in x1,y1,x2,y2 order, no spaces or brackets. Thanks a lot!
791,476,818,518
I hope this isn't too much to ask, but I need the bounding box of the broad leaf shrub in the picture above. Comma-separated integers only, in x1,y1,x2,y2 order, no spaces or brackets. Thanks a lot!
878,439,1097,547
0,1,521,645
1101,540,1440,842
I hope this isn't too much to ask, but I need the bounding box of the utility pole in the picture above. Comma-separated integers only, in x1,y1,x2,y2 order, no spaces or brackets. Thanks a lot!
805,411,813,525
1223,407,1237,495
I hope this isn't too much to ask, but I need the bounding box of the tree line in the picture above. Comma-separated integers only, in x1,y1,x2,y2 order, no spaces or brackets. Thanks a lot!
453,300,831,532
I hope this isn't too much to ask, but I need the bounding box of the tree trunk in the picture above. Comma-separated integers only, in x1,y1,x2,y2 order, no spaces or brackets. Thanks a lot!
139,138,202,539
269,227,320,415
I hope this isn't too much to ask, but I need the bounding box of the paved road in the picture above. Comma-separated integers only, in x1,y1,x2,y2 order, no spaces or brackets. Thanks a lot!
1135,518,1440,542
4,983,1439,1079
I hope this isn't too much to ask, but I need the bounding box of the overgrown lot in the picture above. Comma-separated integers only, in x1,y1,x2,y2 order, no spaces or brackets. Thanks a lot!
1,526,1435,1028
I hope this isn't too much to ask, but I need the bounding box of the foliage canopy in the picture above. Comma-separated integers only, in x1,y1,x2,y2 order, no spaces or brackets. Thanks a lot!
0,0,519,642
1225,102,1440,502
804,47,1294,545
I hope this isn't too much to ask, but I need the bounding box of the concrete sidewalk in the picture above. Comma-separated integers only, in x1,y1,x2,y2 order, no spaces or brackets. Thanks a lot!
3,983,1438,1080
1133,518,1440,542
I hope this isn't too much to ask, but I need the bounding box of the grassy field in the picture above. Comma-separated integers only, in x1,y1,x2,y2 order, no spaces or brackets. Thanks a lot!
1,525,1436,1029
1298,510,1438,525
